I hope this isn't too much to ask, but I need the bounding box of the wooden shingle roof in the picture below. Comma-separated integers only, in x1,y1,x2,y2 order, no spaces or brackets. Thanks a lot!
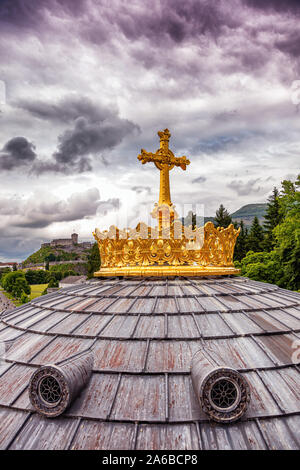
0,276,299,450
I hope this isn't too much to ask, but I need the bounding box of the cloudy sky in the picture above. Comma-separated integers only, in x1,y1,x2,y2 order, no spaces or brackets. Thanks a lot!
0,0,300,261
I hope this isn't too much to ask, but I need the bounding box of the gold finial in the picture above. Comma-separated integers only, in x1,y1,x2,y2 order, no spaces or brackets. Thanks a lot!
138,129,190,229
158,128,171,148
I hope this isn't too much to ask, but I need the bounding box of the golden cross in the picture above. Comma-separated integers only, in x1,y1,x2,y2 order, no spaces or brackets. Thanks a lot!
138,129,190,206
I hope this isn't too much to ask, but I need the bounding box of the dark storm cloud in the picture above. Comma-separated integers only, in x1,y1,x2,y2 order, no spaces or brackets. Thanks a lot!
0,0,45,29
0,236,42,260
16,95,116,124
0,0,241,44
1,0,299,88
0,137,36,170
243,0,300,14
275,34,300,58
0,0,86,29
38,115,138,174
17,95,139,174
103,0,240,45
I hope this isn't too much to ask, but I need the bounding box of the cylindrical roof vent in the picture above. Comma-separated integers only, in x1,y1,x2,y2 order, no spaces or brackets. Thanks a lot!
29,351,93,418
191,349,250,423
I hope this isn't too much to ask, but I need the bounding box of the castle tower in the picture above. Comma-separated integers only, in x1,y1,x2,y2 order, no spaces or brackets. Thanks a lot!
71,233,78,244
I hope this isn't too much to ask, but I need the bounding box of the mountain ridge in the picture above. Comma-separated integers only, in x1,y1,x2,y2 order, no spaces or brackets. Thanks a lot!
182,203,267,227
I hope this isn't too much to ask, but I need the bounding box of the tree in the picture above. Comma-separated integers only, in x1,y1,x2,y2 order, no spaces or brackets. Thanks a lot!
1,271,23,291
12,277,31,299
0,267,11,281
20,291,30,304
239,175,300,291
263,187,282,251
234,220,248,261
45,253,56,262
247,216,264,252
272,174,300,290
1,271,31,300
25,269,47,285
240,251,283,285
48,278,59,288
215,204,232,228
87,243,101,279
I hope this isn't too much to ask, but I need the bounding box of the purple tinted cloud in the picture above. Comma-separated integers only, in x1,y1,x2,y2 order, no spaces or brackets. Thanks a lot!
0,137,36,170
12,96,139,174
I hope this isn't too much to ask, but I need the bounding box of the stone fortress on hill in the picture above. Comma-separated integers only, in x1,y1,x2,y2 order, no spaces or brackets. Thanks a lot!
41,233,92,250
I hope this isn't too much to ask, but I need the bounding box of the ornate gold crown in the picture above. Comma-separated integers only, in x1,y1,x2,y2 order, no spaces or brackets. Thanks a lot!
93,129,240,277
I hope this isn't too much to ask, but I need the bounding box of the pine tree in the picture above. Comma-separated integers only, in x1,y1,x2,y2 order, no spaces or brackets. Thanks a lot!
263,187,282,251
247,216,264,252
234,220,248,261
215,204,232,228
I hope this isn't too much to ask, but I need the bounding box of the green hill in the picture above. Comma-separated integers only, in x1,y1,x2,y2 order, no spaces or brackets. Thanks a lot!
23,245,91,266
231,203,267,226
181,203,267,227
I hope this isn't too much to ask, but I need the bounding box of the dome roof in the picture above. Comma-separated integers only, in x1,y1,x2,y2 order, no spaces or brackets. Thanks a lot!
0,276,299,450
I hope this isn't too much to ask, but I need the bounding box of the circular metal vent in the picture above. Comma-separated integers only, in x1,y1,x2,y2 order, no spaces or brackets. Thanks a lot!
209,378,239,410
38,376,62,407
29,354,93,418
191,350,251,424
29,366,70,418
201,369,250,423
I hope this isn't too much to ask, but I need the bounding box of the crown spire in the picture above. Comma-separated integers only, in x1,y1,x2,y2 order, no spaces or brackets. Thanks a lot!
93,129,240,277
138,129,190,229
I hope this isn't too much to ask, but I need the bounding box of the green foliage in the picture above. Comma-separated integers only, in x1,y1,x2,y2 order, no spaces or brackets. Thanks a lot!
263,187,282,251
240,251,284,285
0,267,11,280
63,270,76,278
87,243,101,279
23,246,55,265
247,216,264,252
48,278,59,288
1,271,31,300
271,176,300,290
49,263,86,275
54,271,63,281
215,204,232,228
20,291,30,304
25,269,48,285
237,175,300,291
23,245,85,266
45,253,56,262
233,220,248,261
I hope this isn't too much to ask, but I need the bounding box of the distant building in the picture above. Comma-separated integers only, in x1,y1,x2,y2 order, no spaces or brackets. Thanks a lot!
41,233,92,249
0,262,19,271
